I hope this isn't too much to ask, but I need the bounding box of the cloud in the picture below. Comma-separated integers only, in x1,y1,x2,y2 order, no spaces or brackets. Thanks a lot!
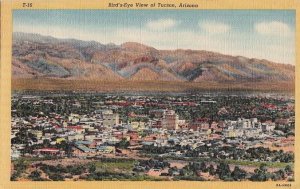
199,21,231,34
255,21,292,37
146,18,177,30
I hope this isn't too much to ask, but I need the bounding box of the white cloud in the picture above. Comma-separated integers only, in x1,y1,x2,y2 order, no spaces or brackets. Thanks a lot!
255,21,292,37
146,18,177,31
199,21,231,34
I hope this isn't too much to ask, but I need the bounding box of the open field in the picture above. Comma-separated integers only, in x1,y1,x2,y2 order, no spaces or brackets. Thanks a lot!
12,78,294,92
91,160,137,172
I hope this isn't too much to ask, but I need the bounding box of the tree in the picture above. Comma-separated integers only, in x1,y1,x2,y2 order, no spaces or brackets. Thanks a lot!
208,165,215,175
89,164,96,173
168,167,178,176
49,173,64,181
116,138,130,149
231,166,247,181
274,169,286,180
284,165,293,175
216,162,231,180
200,162,208,172
250,163,271,181
56,141,73,157
179,166,193,177
12,159,28,179
28,170,42,181
43,139,51,147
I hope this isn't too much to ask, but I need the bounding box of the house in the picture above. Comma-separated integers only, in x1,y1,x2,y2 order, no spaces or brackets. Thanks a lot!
106,137,120,145
151,120,163,129
56,137,66,144
275,118,290,125
224,129,243,138
97,146,115,153
11,149,21,160
102,110,119,127
149,109,166,118
127,130,139,140
189,119,210,131
68,113,80,124
33,148,64,156
84,134,97,141
30,130,43,139
243,129,260,138
67,126,85,134
130,121,145,131
68,134,84,141
54,125,64,132
75,140,97,149
73,144,96,157
261,122,275,132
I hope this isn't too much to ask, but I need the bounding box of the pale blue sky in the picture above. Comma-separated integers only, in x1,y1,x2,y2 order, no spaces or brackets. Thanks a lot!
13,10,295,64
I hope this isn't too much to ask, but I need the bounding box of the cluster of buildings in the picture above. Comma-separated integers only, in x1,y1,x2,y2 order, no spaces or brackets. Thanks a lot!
222,118,275,138
11,104,294,160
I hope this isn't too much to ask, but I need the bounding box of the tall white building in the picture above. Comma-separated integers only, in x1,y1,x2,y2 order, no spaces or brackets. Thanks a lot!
102,110,119,127
163,110,179,130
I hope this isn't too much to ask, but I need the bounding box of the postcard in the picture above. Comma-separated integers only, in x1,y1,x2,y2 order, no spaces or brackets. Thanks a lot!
0,0,299,189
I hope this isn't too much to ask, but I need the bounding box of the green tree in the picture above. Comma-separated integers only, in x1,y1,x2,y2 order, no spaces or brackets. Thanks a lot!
208,165,215,175
168,166,178,176
231,166,247,181
89,164,96,173
28,170,42,181
285,165,293,175
250,163,271,181
200,162,207,172
216,162,232,180
274,169,286,180
116,138,130,149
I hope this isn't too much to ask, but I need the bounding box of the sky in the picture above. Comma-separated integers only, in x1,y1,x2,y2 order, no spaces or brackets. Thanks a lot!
13,10,295,64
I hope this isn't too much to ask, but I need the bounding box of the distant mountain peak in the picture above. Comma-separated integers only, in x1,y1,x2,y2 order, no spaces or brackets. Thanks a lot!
12,32,294,89
121,42,157,52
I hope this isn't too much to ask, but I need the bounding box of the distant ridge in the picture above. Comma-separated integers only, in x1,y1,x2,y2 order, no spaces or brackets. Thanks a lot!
12,32,295,92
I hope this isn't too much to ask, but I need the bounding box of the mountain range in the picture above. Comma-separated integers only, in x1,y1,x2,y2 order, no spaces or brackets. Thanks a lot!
12,32,295,92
